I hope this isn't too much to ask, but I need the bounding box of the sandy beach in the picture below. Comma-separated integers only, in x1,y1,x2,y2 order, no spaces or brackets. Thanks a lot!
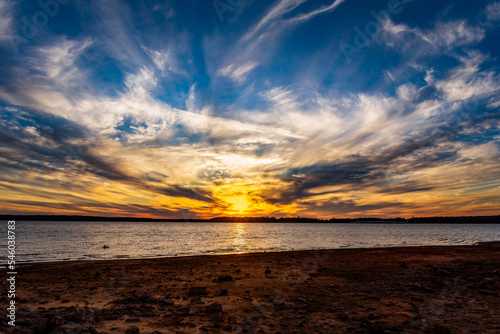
2,243,499,334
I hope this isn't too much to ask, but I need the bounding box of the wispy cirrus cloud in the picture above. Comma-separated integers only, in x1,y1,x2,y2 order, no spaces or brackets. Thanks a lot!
217,61,260,83
380,19,485,56
215,0,347,83
486,2,500,22
0,0,15,43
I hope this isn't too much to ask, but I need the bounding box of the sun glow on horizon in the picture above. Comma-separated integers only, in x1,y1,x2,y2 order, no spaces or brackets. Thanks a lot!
227,195,250,212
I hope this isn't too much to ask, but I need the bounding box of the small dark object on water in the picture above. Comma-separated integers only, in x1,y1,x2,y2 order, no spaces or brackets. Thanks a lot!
103,245,110,249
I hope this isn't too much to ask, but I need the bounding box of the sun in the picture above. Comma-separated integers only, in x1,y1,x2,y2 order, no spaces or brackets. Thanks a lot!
211,182,300,216
226,195,250,212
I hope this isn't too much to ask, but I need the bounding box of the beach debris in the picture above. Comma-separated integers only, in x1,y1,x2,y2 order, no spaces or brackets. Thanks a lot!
166,293,180,299
432,266,451,276
125,325,140,334
49,315,65,327
176,306,191,316
477,278,496,290
76,307,94,318
273,300,285,309
188,286,207,296
159,297,174,305
189,296,203,304
202,302,223,313
215,289,228,296
431,324,451,334
217,275,234,282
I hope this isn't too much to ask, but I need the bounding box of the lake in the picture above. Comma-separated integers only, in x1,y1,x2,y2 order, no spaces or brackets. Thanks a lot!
1,221,500,263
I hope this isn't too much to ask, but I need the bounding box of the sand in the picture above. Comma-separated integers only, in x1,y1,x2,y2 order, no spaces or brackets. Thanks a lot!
1,242,499,333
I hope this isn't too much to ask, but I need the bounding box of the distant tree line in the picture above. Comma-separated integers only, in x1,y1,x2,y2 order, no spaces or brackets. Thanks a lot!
210,216,499,223
1,215,498,223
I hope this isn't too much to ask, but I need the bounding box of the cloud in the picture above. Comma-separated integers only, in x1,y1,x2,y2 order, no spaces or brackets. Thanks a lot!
0,0,499,218
0,0,14,43
262,86,300,110
286,0,346,24
242,0,345,43
486,2,500,21
34,38,94,87
142,45,189,77
214,0,346,84
241,0,307,43
91,0,149,69
297,197,410,216
217,61,260,83
434,51,499,102
380,19,485,55
0,108,214,204
248,46,500,210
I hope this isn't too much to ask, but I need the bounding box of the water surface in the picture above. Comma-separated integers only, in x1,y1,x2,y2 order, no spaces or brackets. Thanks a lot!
1,221,499,263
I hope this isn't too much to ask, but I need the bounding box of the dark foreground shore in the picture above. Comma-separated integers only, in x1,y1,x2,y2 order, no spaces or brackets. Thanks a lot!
1,243,500,334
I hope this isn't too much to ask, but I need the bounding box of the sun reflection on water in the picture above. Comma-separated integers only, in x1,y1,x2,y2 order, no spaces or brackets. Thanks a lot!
230,223,247,253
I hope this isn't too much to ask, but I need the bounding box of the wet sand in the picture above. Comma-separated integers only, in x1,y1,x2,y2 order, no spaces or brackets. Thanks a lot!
1,243,499,333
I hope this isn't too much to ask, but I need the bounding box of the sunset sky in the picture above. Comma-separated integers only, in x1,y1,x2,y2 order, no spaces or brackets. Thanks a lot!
0,0,499,219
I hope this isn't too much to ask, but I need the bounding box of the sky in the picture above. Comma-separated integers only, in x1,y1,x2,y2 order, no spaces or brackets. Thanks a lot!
0,0,499,219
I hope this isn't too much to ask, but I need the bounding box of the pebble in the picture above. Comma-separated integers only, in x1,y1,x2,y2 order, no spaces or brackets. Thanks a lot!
217,275,234,282
188,286,207,296
176,307,191,316
215,289,228,296
203,302,223,313
125,326,140,334
431,324,451,334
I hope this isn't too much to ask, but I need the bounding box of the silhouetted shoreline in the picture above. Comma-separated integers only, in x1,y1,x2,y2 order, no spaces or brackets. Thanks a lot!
1,214,498,223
